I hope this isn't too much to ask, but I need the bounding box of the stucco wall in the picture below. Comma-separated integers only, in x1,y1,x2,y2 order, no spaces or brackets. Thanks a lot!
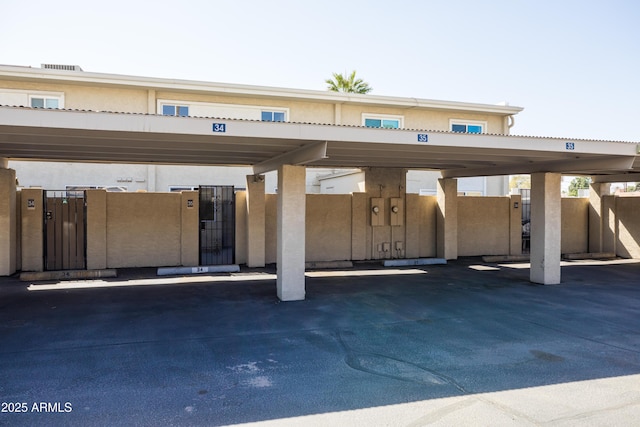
602,196,617,254
157,91,336,125
0,81,148,112
180,191,199,267
0,169,17,275
13,189,640,272
65,86,148,112
105,193,182,268
265,192,521,263
86,190,107,270
20,188,43,272
561,198,589,254
235,190,248,265
458,197,510,256
319,171,365,194
340,105,505,133
306,195,352,262
265,194,278,264
615,196,640,258
405,194,437,258
1,78,508,132
15,190,21,271
264,194,353,263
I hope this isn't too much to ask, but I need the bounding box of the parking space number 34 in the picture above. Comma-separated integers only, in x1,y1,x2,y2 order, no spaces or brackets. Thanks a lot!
212,123,226,133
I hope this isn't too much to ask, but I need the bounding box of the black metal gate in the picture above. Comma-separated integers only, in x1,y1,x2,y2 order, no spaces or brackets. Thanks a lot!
520,189,531,253
44,190,86,270
199,186,235,265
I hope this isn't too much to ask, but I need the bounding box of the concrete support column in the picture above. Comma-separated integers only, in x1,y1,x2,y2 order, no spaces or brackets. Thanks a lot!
0,168,17,275
0,158,8,169
277,165,306,301
436,178,458,260
589,182,611,253
530,172,561,285
246,175,266,267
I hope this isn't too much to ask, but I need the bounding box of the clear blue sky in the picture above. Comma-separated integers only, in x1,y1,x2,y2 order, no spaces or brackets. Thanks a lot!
1,0,638,142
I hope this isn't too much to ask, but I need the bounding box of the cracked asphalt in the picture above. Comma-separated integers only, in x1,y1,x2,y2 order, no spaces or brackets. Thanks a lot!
1,258,639,426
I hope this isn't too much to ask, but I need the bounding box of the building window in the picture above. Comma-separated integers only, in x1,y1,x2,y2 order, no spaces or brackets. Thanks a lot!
30,96,60,109
450,120,486,134
362,114,403,129
261,111,286,122
162,105,189,116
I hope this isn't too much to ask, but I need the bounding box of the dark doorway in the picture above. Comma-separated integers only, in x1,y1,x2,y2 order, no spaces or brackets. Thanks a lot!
199,186,235,265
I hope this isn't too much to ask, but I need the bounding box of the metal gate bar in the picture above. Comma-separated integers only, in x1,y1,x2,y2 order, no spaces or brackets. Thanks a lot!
521,189,531,254
199,186,235,265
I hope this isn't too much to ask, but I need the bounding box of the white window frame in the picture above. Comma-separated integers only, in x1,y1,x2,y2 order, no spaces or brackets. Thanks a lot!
362,113,404,129
0,88,64,108
449,119,487,133
260,110,288,122
157,99,290,121
27,91,64,109
160,103,190,116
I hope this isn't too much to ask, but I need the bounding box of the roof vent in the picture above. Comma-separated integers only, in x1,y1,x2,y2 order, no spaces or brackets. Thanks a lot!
41,63,83,72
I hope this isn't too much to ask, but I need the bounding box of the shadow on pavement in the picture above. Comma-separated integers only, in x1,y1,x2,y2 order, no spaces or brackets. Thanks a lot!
0,258,639,425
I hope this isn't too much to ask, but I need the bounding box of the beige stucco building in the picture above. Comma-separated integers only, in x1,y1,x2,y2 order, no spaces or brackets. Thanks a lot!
1,64,639,301
0,64,517,195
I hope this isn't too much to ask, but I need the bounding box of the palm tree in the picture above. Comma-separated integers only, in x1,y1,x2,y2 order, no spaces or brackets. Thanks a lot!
325,71,372,94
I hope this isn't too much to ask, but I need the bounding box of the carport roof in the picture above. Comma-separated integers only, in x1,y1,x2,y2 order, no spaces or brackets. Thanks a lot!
0,106,638,180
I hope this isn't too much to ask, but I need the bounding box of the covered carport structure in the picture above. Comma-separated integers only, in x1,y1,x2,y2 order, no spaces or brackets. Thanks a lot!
1,106,639,300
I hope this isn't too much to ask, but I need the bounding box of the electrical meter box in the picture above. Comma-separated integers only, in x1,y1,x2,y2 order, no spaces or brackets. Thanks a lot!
390,197,403,226
370,198,385,226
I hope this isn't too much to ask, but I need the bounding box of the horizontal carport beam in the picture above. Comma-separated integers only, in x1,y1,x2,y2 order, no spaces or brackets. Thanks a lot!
441,156,637,178
591,173,640,183
1,107,638,175
253,141,327,174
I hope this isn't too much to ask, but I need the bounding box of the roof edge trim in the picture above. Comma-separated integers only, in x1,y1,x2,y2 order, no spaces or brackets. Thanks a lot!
0,64,524,115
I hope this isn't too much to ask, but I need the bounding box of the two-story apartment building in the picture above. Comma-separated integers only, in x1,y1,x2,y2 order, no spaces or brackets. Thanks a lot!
0,64,521,195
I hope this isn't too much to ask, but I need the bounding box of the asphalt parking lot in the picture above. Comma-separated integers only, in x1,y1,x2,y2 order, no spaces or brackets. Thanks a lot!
1,258,639,426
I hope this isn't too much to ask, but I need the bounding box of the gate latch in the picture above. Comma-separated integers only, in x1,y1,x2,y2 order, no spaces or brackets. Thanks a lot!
46,211,53,220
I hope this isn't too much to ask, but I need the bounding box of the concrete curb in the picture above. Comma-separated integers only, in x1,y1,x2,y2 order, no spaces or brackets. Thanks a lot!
157,265,240,276
482,255,530,263
563,252,617,260
305,261,353,269
20,269,118,282
382,258,447,267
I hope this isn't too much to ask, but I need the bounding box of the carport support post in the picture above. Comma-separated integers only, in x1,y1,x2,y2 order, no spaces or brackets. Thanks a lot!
277,165,306,301
437,178,458,260
0,166,17,275
589,182,611,253
530,172,561,285
246,174,266,267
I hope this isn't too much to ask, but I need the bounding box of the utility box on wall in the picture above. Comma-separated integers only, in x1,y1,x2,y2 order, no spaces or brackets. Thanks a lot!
371,198,384,226
390,197,404,226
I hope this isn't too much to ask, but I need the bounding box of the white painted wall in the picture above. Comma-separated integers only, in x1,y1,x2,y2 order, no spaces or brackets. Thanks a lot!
11,160,509,196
